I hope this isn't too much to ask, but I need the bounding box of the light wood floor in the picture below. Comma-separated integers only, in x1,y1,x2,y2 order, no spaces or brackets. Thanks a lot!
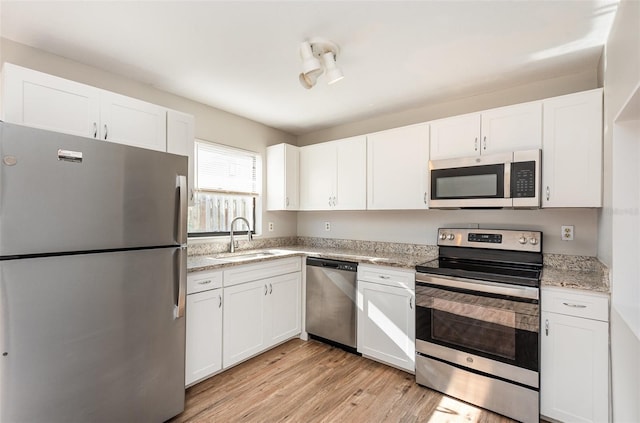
169,339,517,423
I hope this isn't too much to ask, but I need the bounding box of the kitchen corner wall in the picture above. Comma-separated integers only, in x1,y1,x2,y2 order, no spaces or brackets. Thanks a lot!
297,209,598,256
0,38,299,240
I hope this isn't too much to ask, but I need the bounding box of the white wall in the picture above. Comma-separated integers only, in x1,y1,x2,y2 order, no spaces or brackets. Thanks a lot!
298,208,598,255
0,38,299,240
602,1,640,421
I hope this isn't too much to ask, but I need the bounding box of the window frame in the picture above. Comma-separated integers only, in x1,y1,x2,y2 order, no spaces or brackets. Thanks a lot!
188,139,261,238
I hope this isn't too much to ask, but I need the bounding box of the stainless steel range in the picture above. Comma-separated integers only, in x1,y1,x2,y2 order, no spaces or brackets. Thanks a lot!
415,228,542,423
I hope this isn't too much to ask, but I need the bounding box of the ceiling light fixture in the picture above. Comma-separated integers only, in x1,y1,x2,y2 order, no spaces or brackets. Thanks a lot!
298,38,343,89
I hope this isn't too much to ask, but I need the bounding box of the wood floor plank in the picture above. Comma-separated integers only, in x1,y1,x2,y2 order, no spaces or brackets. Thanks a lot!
169,339,517,423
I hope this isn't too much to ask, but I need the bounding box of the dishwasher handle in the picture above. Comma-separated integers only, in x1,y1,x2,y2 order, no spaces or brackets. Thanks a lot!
306,257,358,272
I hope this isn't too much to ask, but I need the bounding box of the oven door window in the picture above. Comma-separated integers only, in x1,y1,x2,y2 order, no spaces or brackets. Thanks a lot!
416,284,539,371
431,164,504,199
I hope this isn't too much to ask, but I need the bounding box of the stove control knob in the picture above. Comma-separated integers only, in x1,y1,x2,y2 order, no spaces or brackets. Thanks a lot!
439,233,447,240
529,237,539,245
447,234,455,241
518,236,528,245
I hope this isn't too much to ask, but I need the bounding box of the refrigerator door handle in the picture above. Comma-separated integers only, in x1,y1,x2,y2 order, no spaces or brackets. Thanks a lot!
174,247,187,319
176,175,187,245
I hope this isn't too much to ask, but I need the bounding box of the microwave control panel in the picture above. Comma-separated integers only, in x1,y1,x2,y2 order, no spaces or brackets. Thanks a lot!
511,161,536,198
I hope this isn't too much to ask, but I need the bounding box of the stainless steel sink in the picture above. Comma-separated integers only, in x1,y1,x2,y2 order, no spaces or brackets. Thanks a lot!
217,250,285,262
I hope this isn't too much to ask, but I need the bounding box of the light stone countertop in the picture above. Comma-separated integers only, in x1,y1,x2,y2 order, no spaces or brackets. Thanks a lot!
187,245,438,273
187,240,609,294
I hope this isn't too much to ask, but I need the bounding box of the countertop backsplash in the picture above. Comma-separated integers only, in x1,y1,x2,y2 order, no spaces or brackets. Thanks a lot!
187,236,609,293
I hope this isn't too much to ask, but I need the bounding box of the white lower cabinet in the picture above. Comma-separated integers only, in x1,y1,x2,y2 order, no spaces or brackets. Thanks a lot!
222,258,302,368
185,270,223,386
357,265,415,373
223,279,269,367
541,287,609,423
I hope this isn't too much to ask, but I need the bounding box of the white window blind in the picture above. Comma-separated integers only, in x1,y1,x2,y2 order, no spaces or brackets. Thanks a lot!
195,141,258,194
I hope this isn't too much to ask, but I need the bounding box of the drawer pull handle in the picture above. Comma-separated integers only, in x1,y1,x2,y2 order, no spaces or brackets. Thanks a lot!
562,302,587,308
409,297,413,309
218,294,222,308
379,275,391,280
198,280,212,285
545,319,549,336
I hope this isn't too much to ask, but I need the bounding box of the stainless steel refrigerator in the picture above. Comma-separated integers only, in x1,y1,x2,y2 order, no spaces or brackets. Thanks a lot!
0,122,188,422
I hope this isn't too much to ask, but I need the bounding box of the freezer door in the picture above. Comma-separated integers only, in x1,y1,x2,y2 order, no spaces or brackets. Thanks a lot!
0,247,186,423
0,122,188,256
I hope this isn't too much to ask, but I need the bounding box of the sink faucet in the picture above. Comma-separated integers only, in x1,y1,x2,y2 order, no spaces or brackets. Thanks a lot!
229,217,252,253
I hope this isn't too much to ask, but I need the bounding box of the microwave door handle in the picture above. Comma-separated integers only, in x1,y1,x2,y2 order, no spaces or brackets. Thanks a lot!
504,162,511,199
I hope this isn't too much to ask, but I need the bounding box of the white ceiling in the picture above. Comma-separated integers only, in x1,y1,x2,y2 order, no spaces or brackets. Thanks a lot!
0,1,619,136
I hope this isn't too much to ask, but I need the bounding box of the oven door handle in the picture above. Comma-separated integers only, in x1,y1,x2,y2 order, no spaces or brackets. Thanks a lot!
415,273,539,301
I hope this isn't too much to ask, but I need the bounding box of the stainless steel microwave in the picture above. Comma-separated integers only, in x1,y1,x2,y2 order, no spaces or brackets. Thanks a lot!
428,149,541,208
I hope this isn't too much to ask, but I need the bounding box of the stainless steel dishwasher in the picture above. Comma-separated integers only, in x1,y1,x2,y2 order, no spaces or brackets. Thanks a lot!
305,257,358,351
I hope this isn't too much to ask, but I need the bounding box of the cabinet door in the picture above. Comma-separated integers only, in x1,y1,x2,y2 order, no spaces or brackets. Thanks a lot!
335,135,367,210
367,123,429,209
167,110,195,206
541,311,609,422
2,63,100,139
542,89,603,207
99,91,167,152
185,289,222,386
222,280,267,368
429,113,480,160
267,272,302,346
481,101,542,154
357,281,415,372
266,143,299,210
299,142,336,210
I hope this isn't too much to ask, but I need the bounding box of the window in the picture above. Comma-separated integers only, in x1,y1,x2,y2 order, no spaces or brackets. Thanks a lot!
188,140,260,237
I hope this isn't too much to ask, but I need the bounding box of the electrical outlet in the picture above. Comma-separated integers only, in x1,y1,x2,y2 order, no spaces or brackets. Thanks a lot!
268,222,274,232
561,225,574,241
324,222,331,231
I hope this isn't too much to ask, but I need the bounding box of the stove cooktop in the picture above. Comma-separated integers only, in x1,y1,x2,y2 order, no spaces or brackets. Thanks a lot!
416,228,544,288
415,257,541,288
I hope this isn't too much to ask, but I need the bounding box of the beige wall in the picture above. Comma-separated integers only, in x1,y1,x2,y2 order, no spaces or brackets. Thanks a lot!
601,1,640,421
298,70,598,146
0,38,299,240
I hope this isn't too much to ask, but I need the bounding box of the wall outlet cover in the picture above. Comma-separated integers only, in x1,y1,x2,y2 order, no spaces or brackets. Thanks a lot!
324,222,331,231
561,225,574,241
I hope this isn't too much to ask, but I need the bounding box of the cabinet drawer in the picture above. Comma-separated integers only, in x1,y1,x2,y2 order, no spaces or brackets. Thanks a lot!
224,257,302,287
187,270,223,294
542,287,609,321
358,264,415,289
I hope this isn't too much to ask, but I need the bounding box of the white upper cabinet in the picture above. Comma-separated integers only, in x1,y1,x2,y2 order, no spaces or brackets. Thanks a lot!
430,101,542,160
167,110,196,205
99,90,166,152
299,135,366,210
480,102,542,153
542,89,603,207
1,63,169,153
266,143,299,211
1,63,100,138
367,123,430,209
430,113,480,159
